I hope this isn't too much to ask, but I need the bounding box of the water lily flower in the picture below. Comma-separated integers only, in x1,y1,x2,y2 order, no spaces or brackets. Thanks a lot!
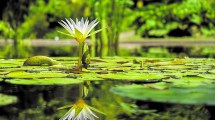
58,18,102,71
59,99,104,120
58,18,101,43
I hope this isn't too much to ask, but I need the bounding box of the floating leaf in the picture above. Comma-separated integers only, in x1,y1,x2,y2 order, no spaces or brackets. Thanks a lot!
171,58,189,64
198,74,215,80
99,73,166,82
111,84,215,105
80,73,104,81
0,71,9,75
150,65,194,70
164,76,213,87
145,82,169,90
0,59,22,68
208,69,215,74
0,93,18,106
67,73,104,81
5,78,83,85
23,56,60,66
5,71,67,79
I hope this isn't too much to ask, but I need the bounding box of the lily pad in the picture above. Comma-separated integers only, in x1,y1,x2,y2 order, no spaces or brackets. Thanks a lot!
79,73,104,81
0,71,9,75
5,71,67,79
164,76,213,87
0,93,18,106
99,73,166,82
150,65,194,70
198,74,215,80
0,59,22,68
5,78,83,85
208,69,215,74
67,73,104,81
111,84,215,105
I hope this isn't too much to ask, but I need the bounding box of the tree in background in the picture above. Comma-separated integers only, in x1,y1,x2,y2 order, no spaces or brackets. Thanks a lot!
0,0,32,58
1,0,215,58
135,0,215,38
0,0,88,58
88,0,134,56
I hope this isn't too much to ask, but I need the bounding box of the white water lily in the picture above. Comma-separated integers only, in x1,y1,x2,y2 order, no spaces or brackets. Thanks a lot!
58,18,101,43
58,18,102,71
59,99,104,120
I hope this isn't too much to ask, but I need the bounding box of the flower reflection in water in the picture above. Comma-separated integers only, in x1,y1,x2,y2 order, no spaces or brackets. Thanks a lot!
59,83,105,120
60,98,100,120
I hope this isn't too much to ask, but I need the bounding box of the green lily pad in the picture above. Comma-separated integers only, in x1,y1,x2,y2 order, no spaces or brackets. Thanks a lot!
0,59,22,68
198,74,215,80
159,70,200,78
5,71,67,79
67,73,105,81
0,71,9,75
0,66,50,75
111,84,215,105
5,78,83,85
79,73,104,81
208,69,215,74
150,65,194,70
99,72,166,82
0,93,18,106
164,76,213,87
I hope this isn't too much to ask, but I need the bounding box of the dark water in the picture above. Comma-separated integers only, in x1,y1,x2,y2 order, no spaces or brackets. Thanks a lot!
0,81,214,120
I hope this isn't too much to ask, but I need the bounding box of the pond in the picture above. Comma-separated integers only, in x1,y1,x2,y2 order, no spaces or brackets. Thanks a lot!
1,44,215,59
0,57,215,120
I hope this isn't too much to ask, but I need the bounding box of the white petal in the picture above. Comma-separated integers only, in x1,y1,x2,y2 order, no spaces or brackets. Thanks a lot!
81,17,84,28
59,18,100,39
84,18,89,28
65,18,75,33
70,18,76,27
58,22,74,36
87,21,99,34
86,107,99,118
76,18,79,25
85,21,95,34
60,20,70,29
68,109,76,120
84,110,95,120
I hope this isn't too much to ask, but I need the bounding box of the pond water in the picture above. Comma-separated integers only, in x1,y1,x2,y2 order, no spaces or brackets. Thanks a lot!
1,45,215,59
1,81,214,120
0,57,215,120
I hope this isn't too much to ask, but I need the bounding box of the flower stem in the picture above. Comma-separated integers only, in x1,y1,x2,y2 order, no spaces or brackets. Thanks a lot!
79,84,84,98
78,42,83,71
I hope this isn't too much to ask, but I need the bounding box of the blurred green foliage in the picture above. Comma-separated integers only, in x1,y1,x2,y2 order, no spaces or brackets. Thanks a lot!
88,0,134,56
18,0,88,39
1,0,215,39
135,0,215,37
0,21,14,39
1,0,215,58
0,0,88,39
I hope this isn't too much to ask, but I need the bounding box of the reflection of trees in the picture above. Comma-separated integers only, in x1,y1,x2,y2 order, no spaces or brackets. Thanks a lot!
0,82,212,120
0,84,80,119
88,81,145,120
144,105,210,120
89,81,211,120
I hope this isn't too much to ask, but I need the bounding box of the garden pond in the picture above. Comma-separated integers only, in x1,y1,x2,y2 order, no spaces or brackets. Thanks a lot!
0,57,215,120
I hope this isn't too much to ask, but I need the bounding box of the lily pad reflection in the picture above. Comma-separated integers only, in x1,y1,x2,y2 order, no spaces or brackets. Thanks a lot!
0,93,18,106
